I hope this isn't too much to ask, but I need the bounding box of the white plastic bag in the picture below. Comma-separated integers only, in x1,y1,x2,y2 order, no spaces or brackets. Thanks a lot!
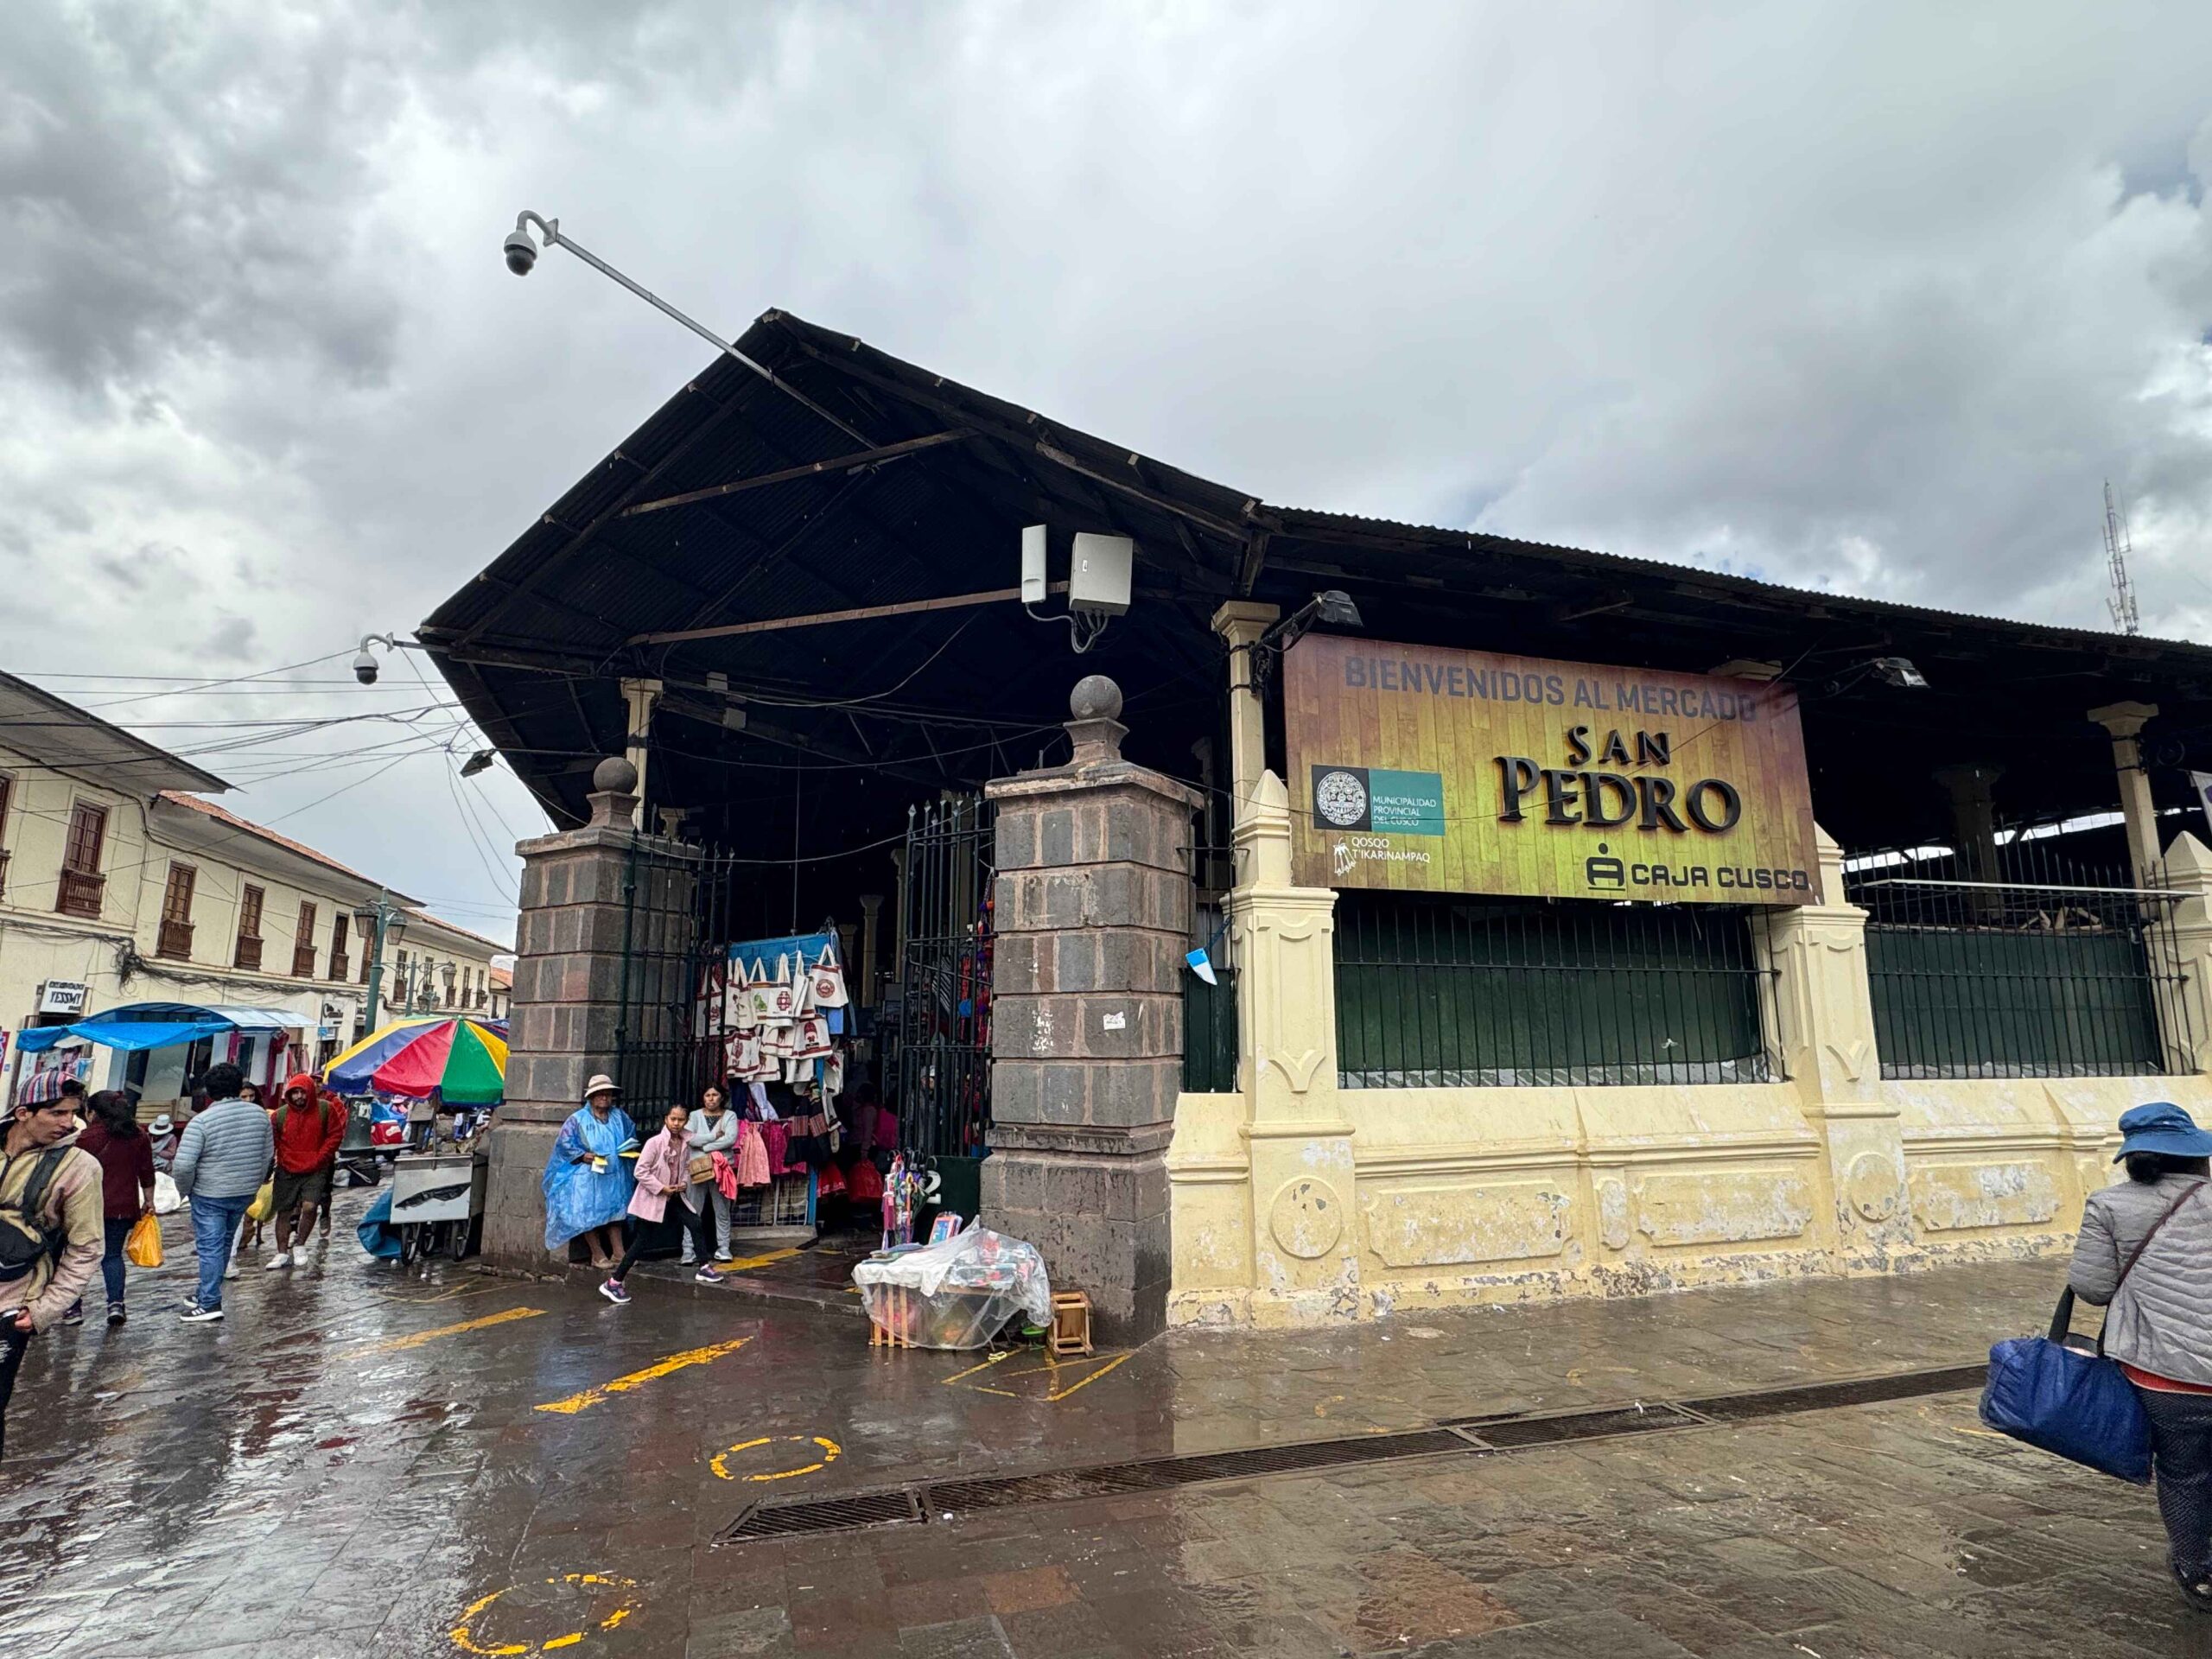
153,1173,182,1216
851,1225,1052,1350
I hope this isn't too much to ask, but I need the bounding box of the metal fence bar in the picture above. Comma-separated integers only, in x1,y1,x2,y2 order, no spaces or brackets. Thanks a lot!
1331,893,1775,1090
1844,836,2192,1080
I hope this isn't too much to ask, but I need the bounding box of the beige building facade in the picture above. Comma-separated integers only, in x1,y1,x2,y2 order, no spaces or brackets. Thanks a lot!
1166,614,2212,1330
0,673,511,1109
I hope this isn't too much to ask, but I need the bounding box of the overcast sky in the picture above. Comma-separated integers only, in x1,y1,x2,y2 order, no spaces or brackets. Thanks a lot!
4,3,2209,947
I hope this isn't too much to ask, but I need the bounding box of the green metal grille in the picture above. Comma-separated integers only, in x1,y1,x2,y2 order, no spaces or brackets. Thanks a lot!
1333,893,1776,1089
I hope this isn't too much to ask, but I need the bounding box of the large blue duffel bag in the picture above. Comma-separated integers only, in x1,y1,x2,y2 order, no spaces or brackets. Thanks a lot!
1980,1287,2152,1484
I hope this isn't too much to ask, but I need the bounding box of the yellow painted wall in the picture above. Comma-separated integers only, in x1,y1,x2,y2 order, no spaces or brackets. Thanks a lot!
1166,777,2212,1329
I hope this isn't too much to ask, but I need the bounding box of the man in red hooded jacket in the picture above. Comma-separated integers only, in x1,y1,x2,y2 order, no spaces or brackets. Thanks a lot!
266,1073,345,1269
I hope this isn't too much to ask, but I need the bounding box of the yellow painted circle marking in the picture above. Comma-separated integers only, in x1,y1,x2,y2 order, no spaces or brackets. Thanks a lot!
448,1573,639,1656
709,1433,843,1482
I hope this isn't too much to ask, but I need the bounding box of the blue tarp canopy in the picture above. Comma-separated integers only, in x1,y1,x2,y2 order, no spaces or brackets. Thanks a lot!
16,1002,298,1054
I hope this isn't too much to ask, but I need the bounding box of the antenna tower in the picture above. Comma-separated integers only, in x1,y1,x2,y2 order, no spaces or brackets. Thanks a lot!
2104,480,2140,635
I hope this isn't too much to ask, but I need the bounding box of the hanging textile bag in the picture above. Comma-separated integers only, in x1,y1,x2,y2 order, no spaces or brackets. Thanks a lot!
809,945,849,1008
1980,1182,2203,1484
791,1014,833,1059
686,1153,718,1186
124,1211,164,1268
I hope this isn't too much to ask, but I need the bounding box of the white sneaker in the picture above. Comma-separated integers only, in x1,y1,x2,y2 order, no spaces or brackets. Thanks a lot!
265,1251,292,1270
224,1263,242,1281
180,1306,225,1323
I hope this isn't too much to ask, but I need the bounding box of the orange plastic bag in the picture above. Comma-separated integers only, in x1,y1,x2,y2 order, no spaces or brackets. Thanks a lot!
124,1211,164,1268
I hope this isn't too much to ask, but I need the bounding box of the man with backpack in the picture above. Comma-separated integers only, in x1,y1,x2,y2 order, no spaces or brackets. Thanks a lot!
0,1093,103,1461
170,1062,272,1323
266,1072,344,1269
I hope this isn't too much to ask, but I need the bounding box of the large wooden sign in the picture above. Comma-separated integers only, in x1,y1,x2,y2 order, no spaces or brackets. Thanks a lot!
1284,635,1821,905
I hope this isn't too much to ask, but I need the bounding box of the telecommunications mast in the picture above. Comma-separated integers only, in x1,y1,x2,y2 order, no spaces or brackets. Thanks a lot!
2104,480,2140,636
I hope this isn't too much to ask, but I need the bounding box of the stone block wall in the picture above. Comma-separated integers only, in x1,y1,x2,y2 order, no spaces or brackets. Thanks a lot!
982,686,1199,1344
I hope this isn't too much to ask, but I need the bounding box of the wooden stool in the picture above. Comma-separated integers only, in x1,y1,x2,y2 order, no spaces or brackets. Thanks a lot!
869,1283,916,1349
1049,1290,1092,1357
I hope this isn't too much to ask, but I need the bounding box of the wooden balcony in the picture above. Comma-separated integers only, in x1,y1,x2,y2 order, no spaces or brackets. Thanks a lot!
328,951,350,982
291,944,318,979
156,919,194,960
57,868,103,919
234,935,264,972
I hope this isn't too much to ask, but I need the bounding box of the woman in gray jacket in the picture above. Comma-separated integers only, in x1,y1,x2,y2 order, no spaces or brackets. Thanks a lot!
2069,1101,2212,1611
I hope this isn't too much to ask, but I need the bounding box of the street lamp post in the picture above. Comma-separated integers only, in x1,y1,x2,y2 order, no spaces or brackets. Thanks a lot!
353,893,410,1033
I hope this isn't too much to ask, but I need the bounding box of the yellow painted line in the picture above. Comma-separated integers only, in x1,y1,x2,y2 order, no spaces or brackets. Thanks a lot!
941,1350,1015,1386
710,1433,842,1482
1046,1351,1132,1402
355,1306,545,1356
715,1247,802,1273
449,1573,638,1656
534,1337,752,1415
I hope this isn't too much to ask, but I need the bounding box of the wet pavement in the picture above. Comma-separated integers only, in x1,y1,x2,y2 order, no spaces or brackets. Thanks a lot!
5,1193,2208,1656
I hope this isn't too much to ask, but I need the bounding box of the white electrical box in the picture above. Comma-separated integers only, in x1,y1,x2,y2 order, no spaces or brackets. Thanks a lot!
1020,524,1048,605
1069,532,1133,616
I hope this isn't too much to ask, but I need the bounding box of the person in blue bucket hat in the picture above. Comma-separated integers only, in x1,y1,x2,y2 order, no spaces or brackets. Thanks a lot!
2069,1102,2212,1611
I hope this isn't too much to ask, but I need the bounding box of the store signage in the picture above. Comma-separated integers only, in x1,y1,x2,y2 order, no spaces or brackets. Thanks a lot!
36,981,90,1016
1284,635,1821,905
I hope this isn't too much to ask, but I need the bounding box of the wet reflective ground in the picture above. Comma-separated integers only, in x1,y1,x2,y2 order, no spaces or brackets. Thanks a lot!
2,1198,2202,1656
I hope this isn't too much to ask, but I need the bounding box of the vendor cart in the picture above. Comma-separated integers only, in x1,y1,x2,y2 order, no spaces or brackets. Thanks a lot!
388,1147,488,1262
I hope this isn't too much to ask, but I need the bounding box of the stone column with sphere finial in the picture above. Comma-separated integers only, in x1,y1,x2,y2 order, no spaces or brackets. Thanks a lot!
983,675,1202,1343
479,754,699,1267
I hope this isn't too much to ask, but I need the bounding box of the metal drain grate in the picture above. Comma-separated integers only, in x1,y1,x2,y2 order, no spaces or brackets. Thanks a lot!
1679,1363,1988,1423
715,1361,1988,1541
716,1486,924,1542
929,1427,1473,1515
1452,1402,1706,1447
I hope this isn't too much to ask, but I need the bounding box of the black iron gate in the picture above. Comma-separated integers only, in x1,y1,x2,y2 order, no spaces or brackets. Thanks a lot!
891,796,995,1169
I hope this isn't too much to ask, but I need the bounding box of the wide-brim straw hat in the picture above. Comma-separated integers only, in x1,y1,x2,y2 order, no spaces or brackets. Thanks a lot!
582,1073,621,1098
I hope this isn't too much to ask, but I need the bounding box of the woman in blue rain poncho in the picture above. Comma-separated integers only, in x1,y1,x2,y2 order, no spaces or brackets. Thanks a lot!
542,1074,636,1267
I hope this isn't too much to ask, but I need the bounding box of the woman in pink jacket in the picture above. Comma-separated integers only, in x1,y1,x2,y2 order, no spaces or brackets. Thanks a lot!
600,1106,723,1305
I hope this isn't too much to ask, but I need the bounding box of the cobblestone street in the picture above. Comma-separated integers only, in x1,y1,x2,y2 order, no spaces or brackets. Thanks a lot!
6,1198,2211,1656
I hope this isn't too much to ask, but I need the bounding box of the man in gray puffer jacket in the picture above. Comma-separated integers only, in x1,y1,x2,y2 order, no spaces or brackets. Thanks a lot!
2069,1101,2212,1613
171,1062,272,1325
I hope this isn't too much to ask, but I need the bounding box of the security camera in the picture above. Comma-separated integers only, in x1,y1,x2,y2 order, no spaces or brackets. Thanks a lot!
353,648,379,685
503,228,538,276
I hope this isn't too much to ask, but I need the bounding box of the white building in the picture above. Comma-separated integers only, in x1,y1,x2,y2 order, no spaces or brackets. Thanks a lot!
0,671,512,1110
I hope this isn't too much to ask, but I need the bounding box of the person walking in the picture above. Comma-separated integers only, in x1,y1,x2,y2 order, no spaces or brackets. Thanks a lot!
600,1106,722,1305
543,1075,634,1270
685,1085,739,1265
2069,1102,2212,1611
170,1063,274,1324
264,1073,344,1269
148,1114,181,1174
69,1090,156,1326
0,1093,103,1461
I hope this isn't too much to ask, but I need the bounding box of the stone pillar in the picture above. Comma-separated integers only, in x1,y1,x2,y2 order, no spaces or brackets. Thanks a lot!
619,677,662,830
2089,701,2163,887
984,676,1200,1344
480,757,675,1268
2164,833,2212,1077
1758,827,1912,1267
1933,763,2005,916
1227,770,1363,1325
1209,601,1279,826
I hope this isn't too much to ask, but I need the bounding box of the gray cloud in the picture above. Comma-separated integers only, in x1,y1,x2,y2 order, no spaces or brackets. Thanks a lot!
0,1,2209,937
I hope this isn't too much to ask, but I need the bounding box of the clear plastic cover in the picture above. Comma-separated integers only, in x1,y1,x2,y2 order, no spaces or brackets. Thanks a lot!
852,1225,1053,1350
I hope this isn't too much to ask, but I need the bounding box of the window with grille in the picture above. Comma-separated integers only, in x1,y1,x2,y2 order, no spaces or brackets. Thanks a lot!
57,802,107,918
236,885,265,971
328,912,351,982
1333,892,1777,1089
157,863,197,958
291,901,319,977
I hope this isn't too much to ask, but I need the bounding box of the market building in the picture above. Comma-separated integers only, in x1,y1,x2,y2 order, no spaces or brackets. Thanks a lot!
0,671,509,1110
429,310,2212,1342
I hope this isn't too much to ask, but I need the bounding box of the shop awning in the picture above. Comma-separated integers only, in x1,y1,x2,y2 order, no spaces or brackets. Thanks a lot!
16,1003,300,1054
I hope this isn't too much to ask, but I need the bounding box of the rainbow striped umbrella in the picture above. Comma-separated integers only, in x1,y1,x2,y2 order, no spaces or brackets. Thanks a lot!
322,1015,507,1104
